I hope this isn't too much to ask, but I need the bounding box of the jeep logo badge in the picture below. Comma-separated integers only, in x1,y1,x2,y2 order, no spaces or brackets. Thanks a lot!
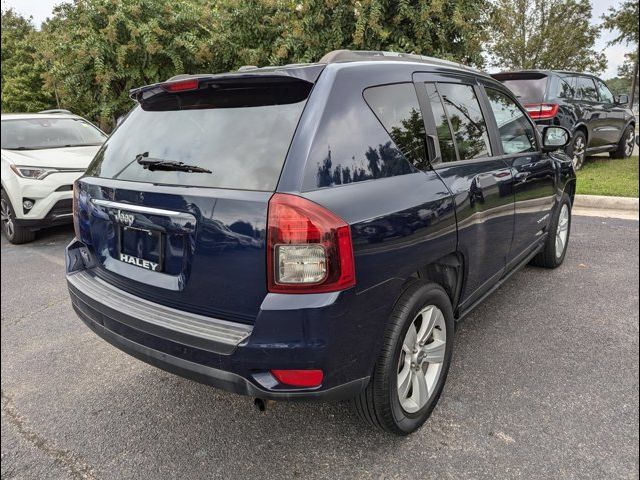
119,253,159,271
115,210,135,226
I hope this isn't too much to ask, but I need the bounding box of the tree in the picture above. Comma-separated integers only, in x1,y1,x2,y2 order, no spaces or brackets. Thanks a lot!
38,0,219,129
212,0,490,69
602,0,639,106
1,9,55,112
3,0,493,129
486,0,606,73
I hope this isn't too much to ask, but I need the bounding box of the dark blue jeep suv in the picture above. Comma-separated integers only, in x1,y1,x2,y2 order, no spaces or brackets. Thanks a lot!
66,50,576,434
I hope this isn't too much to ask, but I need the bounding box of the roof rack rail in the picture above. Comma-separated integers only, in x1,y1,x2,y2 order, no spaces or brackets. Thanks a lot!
319,49,483,74
38,109,72,114
238,65,259,72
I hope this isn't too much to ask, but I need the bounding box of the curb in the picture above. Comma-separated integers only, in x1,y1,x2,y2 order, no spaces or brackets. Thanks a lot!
574,194,639,211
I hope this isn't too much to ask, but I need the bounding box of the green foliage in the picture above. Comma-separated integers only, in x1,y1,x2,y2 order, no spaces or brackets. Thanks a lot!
1,9,55,112
606,53,639,99
2,0,490,130
602,0,639,46
486,0,607,73
38,0,219,129
212,0,489,68
602,0,638,105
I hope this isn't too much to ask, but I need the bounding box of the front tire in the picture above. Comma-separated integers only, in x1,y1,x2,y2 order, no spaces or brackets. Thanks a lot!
352,282,454,435
530,193,571,268
1,190,36,244
609,125,635,159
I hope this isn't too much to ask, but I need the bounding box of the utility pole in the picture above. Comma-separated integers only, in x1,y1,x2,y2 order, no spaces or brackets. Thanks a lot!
629,54,638,109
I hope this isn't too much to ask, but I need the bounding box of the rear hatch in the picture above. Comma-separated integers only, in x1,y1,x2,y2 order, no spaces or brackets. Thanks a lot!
492,72,550,104
75,72,319,324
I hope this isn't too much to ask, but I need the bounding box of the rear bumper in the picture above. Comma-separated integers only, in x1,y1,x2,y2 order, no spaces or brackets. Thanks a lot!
66,239,374,401
72,293,368,400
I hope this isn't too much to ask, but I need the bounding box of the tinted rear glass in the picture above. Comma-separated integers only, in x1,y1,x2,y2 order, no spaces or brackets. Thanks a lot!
497,75,548,102
86,80,311,191
363,83,428,170
1,118,105,150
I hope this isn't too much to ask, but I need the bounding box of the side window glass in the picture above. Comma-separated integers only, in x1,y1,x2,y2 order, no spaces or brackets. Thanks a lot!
568,76,581,99
577,77,598,101
596,80,614,103
425,83,457,163
486,88,537,154
436,83,492,160
557,77,575,99
363,83,428,170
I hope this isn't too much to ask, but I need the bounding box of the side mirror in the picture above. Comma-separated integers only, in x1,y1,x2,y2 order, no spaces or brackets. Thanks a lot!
541,126,571,151
616,94,629,105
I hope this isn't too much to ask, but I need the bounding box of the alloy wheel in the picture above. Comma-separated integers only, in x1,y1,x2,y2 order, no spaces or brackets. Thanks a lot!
1,197,15,239
572,137,585,169
555,204,569,259
397,305,447,414
624,130,634,157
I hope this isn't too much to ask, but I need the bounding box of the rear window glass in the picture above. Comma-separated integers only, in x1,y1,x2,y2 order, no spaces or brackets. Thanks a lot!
498,76,548,102
1,118,105,150
86,80,311,191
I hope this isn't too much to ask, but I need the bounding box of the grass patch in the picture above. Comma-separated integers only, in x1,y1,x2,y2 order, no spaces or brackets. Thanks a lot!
576,155,639,197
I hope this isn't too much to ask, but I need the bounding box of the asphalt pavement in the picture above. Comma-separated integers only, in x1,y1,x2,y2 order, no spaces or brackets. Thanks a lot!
1,215,638,480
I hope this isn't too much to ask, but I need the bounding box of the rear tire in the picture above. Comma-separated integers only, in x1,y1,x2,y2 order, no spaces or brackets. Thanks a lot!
567,130,587,170
1,190,36,244
352,282,454,435
530,193,571,268
609,125,635,159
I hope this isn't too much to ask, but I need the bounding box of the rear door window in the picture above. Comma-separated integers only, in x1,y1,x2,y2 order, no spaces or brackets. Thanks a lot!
86,79,312,191
485,88,537,154
363,83,428,170
424,83,457,163
556,77,575,99
576,76,598,101
436,83,492,160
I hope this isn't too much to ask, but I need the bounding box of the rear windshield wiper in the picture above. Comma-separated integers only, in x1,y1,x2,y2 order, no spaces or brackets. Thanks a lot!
135,152,212,174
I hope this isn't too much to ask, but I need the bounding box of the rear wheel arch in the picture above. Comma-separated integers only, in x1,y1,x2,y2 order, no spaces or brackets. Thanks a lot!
407,252,464,316
573,124,588,144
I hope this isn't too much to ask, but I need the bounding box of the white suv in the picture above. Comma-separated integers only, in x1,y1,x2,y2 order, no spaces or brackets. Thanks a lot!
1,111,106,244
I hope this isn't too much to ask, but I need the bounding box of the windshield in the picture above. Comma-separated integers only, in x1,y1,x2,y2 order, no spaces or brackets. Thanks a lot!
1,118,106,150
497,76,549,102
86,81,311,191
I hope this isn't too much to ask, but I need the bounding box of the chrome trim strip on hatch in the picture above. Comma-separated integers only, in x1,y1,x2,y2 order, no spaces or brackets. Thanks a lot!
91,198,195,220
67,270,253,354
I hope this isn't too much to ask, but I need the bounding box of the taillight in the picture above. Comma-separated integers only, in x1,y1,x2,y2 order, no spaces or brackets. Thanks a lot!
72,181,80,239
524,103,559,120
267,193,355,293
161,78,199,92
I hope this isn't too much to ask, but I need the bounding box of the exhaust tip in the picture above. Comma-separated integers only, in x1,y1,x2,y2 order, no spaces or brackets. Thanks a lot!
254,398,266,412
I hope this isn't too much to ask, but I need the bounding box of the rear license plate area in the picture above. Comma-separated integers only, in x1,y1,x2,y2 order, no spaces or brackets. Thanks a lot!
118,226,163,272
